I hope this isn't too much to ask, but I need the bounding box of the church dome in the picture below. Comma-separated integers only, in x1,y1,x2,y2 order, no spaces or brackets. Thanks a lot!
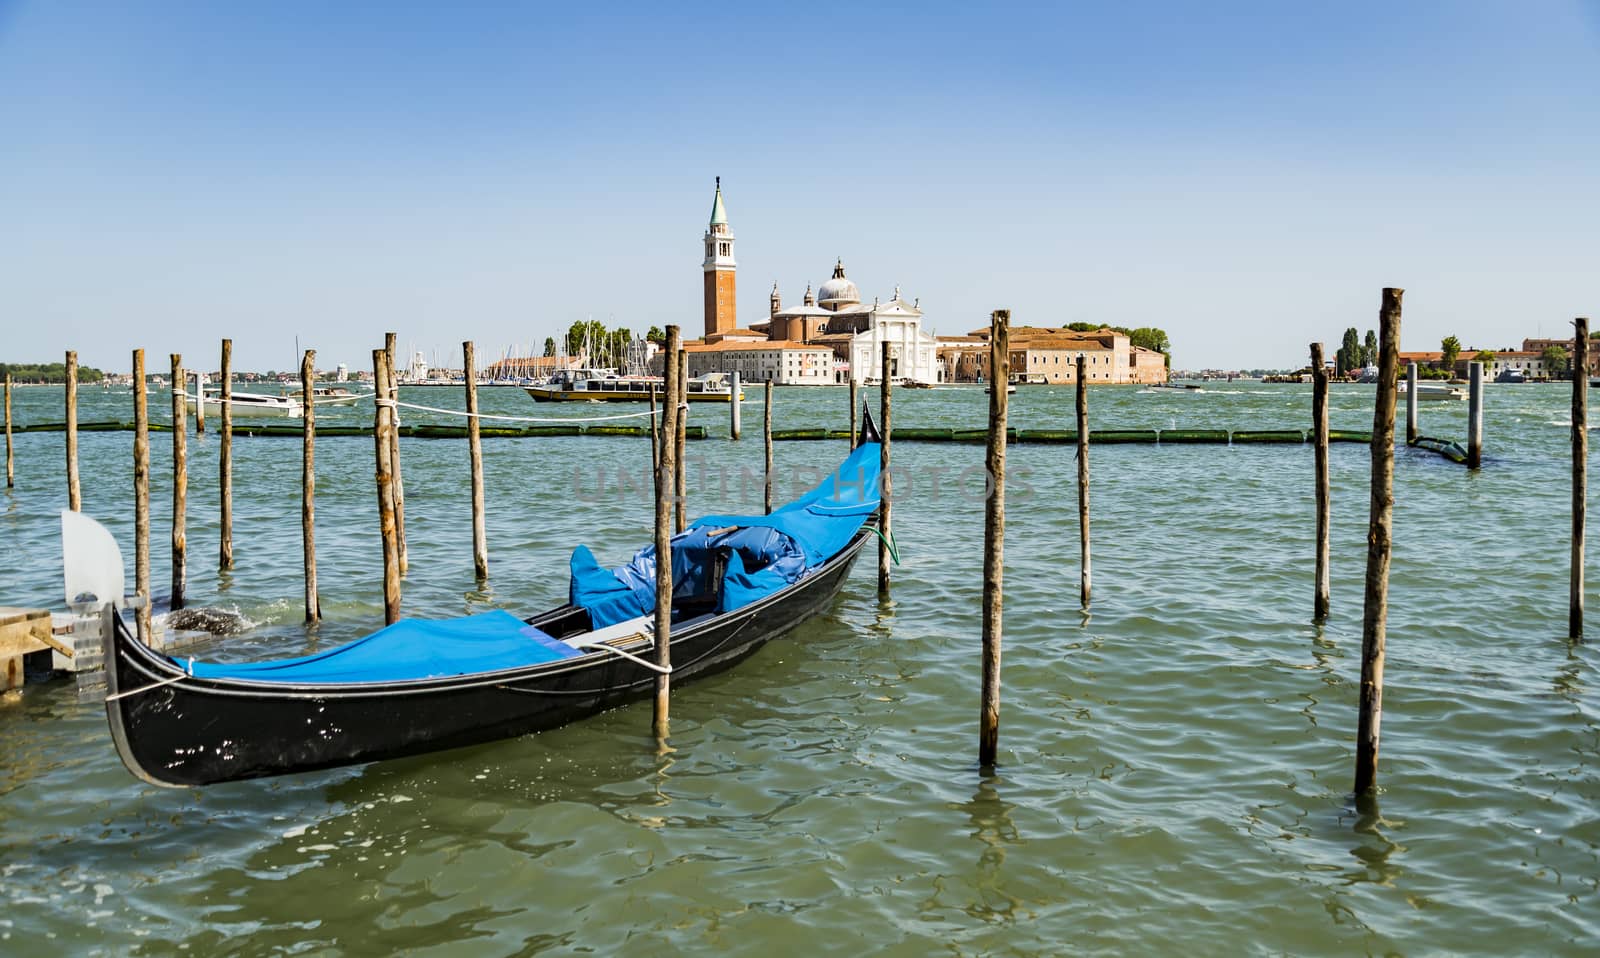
817,258,859,310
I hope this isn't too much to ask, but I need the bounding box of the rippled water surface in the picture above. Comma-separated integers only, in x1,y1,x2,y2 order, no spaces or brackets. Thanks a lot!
1,381,1596,955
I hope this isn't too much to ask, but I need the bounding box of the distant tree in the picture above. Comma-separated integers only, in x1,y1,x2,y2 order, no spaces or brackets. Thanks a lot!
1066,321,1102,333
647,326,665,343
1440,335,1462,373
542,337,556,357
1541,345,1569,379
1473,350,1497,364
1361,329,1378,367
0,362,104,384
1336,327,1361,375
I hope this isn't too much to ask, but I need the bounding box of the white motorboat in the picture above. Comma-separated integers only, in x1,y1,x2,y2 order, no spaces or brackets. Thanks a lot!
308,386,363,407
1398,381,1466,401
187,390,304,418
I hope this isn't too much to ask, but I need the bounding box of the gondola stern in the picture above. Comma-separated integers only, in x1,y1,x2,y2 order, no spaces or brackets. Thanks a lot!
102,607,191,789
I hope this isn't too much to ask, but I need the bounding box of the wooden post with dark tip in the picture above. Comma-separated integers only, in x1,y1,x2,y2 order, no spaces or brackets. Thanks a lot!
675,349,688,535
384,332,408,576
371,350,401,625
1467,361,1484,469
849,378,858,446
4,373,12,489
193,370,205,434
730,371,742,440
1355,287,1403,797
764,382,774,514
1571,318,1588,640
65,350,80,511
980,309,1010,770
1076,354,1091,609
464,341,488,581
132,349,152,643
879,342,892,595
1405,361,1418,445
169,354,188,612
301,350,320,621
1312,343,1330,621
219,339,234,570
654,325,681,739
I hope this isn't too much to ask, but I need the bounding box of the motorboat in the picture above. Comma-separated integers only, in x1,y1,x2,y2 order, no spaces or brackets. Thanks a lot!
94,415,883,786
1398,381,1467,401
187,389,303,418
1494,368,1527,384
308,386,363,407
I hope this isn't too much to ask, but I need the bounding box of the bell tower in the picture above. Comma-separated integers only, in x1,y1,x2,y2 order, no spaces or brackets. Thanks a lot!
702,177,737,339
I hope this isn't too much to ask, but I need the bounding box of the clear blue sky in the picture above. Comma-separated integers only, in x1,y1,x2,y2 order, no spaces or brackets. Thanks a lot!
2,1,1596,373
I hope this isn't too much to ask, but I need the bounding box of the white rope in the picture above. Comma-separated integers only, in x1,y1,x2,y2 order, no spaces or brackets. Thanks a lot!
566,635,673,674
104,671,187,702
378,397,684,424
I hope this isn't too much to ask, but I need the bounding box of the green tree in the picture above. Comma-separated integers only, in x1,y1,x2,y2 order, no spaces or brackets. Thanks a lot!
1337,327,1361,375
1066,321,1102,333
542,337,556,357
1441,335,1462,373
1361,329,1378,367
1541,345,1569,379
1473,350,1497,364
0,362,105,383
647,326,665,343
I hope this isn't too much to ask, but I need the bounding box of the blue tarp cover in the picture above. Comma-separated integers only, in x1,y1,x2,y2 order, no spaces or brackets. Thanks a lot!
571,441,882,628
183,610,578,684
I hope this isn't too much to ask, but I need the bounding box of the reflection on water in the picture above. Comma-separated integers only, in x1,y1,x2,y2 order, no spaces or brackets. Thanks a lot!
1,382,1599,953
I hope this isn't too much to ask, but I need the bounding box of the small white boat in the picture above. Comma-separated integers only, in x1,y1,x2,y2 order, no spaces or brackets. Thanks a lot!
1398,382,1466,402
308,386,362,407
187,390,304,418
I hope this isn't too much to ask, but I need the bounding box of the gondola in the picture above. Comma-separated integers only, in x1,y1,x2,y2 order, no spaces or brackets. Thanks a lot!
97,414,884,788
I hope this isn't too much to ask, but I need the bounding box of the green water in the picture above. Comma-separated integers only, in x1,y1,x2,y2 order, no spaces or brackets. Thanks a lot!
0,381,1595,955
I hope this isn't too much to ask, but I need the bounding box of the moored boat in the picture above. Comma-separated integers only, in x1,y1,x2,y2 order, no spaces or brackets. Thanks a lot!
525,368,743,403
96,415,883,787
1398,381,1467,401
187,390,304,418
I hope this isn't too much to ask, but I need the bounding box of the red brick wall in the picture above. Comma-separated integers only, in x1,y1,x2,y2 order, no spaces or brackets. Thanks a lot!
704,269,737,338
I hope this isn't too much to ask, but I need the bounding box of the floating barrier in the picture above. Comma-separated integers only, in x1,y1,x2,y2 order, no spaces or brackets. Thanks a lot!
8,421,706,440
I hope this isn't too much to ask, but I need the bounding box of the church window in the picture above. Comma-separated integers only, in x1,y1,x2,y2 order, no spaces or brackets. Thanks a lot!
719,242,730,256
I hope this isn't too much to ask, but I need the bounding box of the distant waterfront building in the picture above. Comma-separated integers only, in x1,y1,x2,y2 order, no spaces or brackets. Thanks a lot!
760,261,941,385
940,326,1167,385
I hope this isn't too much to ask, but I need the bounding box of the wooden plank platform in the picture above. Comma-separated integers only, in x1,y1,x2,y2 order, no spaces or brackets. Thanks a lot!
0,607,65,691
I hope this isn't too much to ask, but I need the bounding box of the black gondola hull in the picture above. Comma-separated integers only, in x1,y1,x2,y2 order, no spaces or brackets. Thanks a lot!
105,533,868,788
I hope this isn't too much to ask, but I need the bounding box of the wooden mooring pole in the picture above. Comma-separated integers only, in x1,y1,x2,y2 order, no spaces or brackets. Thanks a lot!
132,349,152,643
654,325,681,739
1076,354,1091,609
979,309,1010,770
219,339,234,570
169,354,188,612
1467,361,1484,469
384,333,408,576
1405,361,1418,445
878,343,892,595
764,382,774,514
730,371,742,440
1355,287,1402,796
1572,318,1588,640
464,341,489,581
371,350,402,625
675,349,688,535
193,370,205,435
4,373,12,489
849,378,858,446
649,384,660,476
1312,343,1330,621
301,350,320,622
65,350,80,511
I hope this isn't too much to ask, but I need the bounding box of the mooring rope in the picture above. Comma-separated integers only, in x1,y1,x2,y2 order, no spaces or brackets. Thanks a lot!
565,636,674,674
104,658,194,702
374,396,683,424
